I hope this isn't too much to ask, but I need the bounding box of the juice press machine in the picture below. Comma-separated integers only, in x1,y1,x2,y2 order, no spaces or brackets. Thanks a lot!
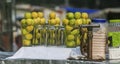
72,24,107,61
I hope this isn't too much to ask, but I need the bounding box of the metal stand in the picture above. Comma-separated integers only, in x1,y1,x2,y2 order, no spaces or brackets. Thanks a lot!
79,24,100,60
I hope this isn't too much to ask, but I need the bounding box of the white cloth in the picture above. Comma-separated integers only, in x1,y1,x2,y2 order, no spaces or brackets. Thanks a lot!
7,46,76,60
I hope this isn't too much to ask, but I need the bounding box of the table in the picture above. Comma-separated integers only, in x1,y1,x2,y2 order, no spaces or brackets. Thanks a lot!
0,47,120,64
2,59,108,64
0,53,120,64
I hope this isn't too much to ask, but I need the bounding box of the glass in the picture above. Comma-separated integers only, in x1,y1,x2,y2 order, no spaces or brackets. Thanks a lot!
55,26,65,46
59,26,66,46
46,25,65,46
47,26,56,46
33,25,48,46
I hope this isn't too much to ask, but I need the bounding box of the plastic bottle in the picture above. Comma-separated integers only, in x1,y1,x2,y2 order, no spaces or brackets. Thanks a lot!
92,19,108,33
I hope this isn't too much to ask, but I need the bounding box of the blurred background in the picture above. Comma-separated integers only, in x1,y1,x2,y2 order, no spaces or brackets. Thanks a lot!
0,0,120,52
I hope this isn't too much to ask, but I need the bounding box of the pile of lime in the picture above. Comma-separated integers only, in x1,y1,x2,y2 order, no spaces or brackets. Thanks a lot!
47,12,61,45
62,12,91,47
21,12,46,46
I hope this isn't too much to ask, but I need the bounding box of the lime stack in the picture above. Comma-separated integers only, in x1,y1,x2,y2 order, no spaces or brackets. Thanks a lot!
21,11,46,46
33,12,46,45
74,12,82,46
62,12,77,47
21,12,34,46
47,12,61,45
48,12,60,26
81,12,91,24
81,12,91,45
62,12,91,48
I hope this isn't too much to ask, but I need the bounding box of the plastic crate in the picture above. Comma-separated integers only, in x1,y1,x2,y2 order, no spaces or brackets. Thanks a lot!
65,7,99,14
108,19,120,47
